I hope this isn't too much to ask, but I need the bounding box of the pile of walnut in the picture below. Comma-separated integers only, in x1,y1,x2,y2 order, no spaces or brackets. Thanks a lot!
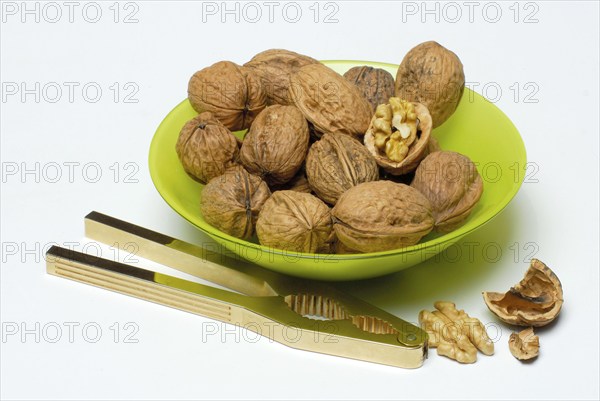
177,42,479,254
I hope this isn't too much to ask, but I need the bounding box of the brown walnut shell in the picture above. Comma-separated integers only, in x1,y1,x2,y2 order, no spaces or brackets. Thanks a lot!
270,168,312,194
244,49,319,106
411,151,483,233
239,105,309,186
200,166,271,240
306,133,379,205
188,61,267,131
395,41,465,128
175,112,239,184
256,191,333,254
364,102,432,175
483,259,563,327
343,66,395,111
289,63,373,137
332,181,434,253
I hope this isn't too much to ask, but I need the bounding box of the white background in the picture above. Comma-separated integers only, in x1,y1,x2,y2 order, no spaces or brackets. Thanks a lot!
1,1,599,400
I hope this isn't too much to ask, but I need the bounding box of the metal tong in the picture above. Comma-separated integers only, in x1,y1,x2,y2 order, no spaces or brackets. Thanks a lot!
46,212,428,368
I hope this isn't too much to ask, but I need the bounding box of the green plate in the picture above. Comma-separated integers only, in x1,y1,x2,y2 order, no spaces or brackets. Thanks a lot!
149,60,526,281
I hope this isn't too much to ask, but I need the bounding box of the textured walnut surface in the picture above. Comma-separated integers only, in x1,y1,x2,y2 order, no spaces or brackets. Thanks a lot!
332,181,434,253
175,112,239,184
306,133,379,204
289,63,373,137
411,150,483,232
256,190,333,253
244,49,318,105
240,105,309,186
188,61,267,131
395,41,465,128
200,166,271,240
343,66,395,111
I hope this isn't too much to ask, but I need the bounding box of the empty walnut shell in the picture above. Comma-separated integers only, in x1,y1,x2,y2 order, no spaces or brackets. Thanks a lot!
175,112,239,184
188,61,267,131
200,166,271,240
364,101,432,175
509,328,540,361
289,63,373,137
244,49,319,105
332,181,434,253
239,105,309,186
411,151,483,233
343,66,395,111
483,259,564,327
395,41,465,128
306,133,379,205
256,191,333,253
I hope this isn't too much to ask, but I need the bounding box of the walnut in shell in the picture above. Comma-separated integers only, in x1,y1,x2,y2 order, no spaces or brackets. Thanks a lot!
332,181,434,253
175,112,239,184
188,61,267,131
306,133,379,205
289,63,373,137
411,151,483,233
270,168,312,194
364,99,432,175
244,49,319,105
483,259,563,327
200,166,271,240
509,328,540,361
395,41,465,128
256,191,333,253
343,66,395,111
239,105,309,186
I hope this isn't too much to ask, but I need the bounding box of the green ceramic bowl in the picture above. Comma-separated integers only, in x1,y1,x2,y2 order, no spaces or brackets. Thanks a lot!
149,60,526,281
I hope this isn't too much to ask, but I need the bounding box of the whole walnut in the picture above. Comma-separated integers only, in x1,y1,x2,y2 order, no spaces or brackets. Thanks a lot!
332,181,434,253
188,61,267,131
200,166,271,240
395,41,465,128
306,133,379,204
411,151,483,233
244,49,319,106
289,63,373,137
256,191,333,253
343,66,395,111
240,105,309,186
175,112,239,184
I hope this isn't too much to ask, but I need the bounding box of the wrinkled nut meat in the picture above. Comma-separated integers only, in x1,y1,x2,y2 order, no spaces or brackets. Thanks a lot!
483,258,564,327
188,61,267,131
364,99,432,175
332,181,434,253
395,41,465,128
306,133,379,204
240,105,309,186
200,166,271,240
289,63,373,137
343,66,395,111
175,112,239,184
509,327,540,361
244,49,319,106
256,191,333,253
419,301,494,364
411,151,483,233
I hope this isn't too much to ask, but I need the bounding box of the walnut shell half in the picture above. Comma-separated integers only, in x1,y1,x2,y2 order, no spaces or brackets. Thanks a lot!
364,101,432,175
200,166,271,240
289,63,373,137
411,151,483,233
483,259,564,327
332,181,434,253
188,61,267,131
256,191,333,253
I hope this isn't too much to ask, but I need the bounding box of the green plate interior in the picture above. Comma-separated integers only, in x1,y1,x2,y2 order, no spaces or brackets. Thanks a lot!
149,60,526,281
